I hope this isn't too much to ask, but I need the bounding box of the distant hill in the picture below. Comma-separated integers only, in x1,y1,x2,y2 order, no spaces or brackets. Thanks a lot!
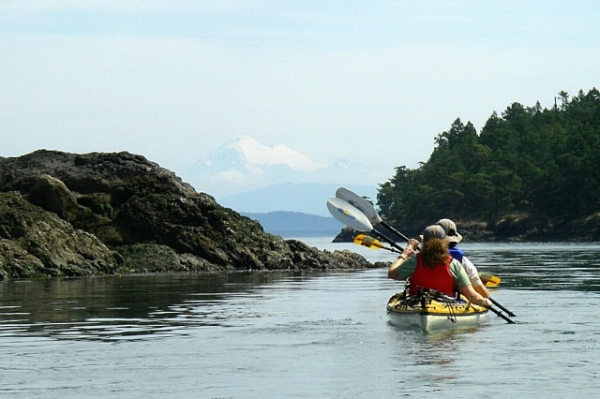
221,182,378,216
243,211,342,238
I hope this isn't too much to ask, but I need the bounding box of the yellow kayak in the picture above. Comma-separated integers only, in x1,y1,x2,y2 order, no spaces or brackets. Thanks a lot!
386,290,489,332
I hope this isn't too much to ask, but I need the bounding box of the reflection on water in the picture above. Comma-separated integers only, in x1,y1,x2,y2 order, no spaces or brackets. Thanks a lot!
462,242,600,291
1,241,600,398
2,243,600,343
0,271,326,342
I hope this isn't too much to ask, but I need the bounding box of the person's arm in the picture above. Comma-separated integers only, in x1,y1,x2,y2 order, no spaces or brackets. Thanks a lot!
450,260,491,307
463,256,491,298
387,239,419,281
473,282,491,298
459,285,492,308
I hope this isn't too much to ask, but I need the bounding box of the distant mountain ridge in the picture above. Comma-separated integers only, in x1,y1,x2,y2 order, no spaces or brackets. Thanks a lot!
180,135,389,207
243,211,342,238
219,182,378,216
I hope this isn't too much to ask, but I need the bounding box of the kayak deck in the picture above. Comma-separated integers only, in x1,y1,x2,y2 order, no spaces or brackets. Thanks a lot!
386,290,489,332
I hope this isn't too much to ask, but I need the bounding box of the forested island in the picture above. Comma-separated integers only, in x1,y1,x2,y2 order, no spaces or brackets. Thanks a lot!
376,88,600,241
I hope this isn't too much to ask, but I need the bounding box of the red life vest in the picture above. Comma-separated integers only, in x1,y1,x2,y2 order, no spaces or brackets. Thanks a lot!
409,253,456,296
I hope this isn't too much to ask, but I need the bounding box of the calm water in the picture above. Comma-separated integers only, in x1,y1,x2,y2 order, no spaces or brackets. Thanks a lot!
1,239,600,398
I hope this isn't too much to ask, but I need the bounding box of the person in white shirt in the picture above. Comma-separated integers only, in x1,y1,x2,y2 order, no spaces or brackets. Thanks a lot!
436,218,491,298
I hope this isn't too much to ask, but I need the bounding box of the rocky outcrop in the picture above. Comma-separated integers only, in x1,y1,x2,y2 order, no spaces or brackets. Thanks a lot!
0,192,121,279
333,213,600,243
0,150,373,279
332,227,360,243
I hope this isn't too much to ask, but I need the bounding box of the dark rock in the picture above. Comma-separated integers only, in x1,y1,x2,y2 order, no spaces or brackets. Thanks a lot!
567,213,600,241
0,150,373,279
454,221,495,242
0,192,122,279
332,227,359,243
28,174,83,223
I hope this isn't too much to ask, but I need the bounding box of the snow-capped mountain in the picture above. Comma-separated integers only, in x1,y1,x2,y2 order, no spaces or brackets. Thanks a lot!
180,135,389,214
195,135,327,175
182,136,326,197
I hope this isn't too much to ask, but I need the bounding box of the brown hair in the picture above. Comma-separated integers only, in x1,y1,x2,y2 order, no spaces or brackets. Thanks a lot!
420,238,450,268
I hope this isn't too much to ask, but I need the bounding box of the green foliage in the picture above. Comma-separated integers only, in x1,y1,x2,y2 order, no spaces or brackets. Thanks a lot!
93,202,116,219
380,88,600,227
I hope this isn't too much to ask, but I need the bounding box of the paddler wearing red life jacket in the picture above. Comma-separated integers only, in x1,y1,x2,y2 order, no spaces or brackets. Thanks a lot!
387,225,491,308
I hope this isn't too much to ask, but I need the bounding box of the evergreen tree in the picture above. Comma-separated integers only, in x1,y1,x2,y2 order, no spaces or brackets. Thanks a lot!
378,88,600,230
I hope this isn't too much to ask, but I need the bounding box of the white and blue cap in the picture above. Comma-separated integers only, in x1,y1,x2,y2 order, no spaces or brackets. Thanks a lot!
422,225,446,242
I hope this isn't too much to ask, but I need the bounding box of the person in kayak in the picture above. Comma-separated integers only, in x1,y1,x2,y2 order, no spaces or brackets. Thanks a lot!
436,218,491,298
388,225,491,308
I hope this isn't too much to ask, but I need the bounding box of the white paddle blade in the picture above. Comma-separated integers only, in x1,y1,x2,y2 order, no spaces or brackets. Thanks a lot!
335,187,383,224
326,197,374,232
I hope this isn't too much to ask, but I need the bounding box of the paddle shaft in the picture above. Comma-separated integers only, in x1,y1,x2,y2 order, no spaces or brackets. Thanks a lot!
372,229,404,252
364,243,401,253
490,298,516,317
488,306,516,324
355,235,402,253
380,220,411,243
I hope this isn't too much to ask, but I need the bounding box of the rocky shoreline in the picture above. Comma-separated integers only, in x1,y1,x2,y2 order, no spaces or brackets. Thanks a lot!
334,212,600,243
0,150,379,280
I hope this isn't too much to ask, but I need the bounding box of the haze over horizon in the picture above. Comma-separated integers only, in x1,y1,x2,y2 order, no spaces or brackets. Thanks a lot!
2,2,599,195
181,134,384,199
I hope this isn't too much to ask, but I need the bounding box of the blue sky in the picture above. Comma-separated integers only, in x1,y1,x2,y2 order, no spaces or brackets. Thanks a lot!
2,1,599,189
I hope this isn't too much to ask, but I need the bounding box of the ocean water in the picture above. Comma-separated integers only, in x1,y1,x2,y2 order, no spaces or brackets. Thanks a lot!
0,239,599,398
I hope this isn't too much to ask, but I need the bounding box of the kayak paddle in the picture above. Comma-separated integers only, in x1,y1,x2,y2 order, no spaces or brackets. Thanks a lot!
327,197,404,252
336,187,410,242
353,234,401,253
479,272,501,288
